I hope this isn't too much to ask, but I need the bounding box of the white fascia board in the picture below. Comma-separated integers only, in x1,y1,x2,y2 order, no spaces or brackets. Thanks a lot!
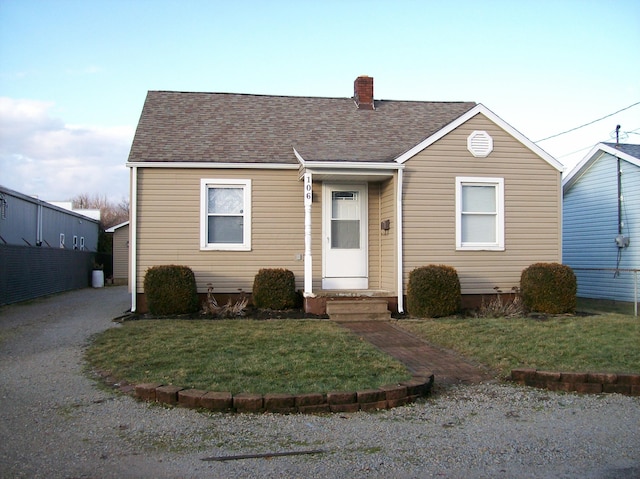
126,161,298,169
562,144,604,192
294,147,306,165
294,147,403,171
105,220,130,233
562,142,640,193
295,148,403,180
600,144,640,166
394,104,564,172
302,161,403,171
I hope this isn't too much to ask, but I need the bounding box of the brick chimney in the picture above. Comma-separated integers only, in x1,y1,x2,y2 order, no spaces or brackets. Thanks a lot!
354,75,374,110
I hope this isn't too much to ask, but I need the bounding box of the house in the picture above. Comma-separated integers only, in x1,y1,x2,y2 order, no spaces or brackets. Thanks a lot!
105,221,130,286
0,185,100,304
563,142,640,305
126,76,563,315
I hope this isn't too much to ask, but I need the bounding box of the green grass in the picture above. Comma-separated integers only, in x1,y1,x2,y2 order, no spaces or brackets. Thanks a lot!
577,297,638,315
397,313,640,378
86,319,411,395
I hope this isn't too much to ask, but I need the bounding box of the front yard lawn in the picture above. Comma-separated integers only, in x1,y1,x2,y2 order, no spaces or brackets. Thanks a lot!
86,319,411,395
397,313,640,378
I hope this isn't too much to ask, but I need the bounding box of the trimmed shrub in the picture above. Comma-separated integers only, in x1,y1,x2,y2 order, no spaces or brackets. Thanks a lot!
144,265,199,315
520,263,576,314
252,268,297,310
407,265,461,318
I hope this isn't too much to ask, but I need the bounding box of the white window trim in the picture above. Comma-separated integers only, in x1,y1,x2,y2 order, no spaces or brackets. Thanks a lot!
455,177,505,251
200,178,252,251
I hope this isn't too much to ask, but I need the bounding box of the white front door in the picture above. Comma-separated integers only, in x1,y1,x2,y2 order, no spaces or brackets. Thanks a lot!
322,183,368,289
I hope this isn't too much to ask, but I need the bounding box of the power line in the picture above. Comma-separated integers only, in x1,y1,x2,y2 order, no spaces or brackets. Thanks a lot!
535,101,640,143
555,126,640,159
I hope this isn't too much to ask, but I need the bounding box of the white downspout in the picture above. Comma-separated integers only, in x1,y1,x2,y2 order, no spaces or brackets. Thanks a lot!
396,168,404,313
130,166,138,312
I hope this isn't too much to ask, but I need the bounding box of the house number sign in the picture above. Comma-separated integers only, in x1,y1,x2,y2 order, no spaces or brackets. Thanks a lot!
304,173,312,206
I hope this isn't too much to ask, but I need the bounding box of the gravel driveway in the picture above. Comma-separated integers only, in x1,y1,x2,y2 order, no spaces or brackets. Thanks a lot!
1,286,639,478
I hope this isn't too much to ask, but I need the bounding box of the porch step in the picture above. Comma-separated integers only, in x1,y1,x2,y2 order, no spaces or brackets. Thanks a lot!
326,298,391,322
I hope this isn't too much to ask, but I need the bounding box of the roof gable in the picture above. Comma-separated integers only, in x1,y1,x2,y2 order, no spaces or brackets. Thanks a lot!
563,142,640,192
127,91,476,165
394,104,563,172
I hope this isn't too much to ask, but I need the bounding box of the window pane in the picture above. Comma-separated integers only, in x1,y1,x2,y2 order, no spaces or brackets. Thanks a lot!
332,191,359,220
462,185,496,213
331,220,360,248
208,188,244,214
208,216,243,243
462,215,496,243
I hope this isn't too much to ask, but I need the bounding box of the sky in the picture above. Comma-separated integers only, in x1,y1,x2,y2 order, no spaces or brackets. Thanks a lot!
1,0,639,203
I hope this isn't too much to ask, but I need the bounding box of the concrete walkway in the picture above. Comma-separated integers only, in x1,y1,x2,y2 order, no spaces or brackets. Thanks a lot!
339,321,494,386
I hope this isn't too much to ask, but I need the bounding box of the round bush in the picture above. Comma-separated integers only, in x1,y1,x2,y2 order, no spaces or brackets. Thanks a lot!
252,268,297,310
520,263,576,314
407,265,461,318
143,265,199,315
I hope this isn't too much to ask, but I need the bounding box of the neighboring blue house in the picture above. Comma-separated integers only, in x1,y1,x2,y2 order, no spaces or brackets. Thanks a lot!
563,143,640,304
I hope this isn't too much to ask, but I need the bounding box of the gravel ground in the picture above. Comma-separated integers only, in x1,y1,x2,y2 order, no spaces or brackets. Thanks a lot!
0,286,638,479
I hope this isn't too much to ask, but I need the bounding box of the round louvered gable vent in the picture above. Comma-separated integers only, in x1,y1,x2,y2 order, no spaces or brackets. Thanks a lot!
467,131,493,157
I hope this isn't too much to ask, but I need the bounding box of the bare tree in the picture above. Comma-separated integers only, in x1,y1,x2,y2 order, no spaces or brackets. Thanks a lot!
71,193,129,230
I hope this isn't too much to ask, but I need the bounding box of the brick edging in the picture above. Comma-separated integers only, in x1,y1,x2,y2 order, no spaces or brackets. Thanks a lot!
119,373,434,414
511,369,640,395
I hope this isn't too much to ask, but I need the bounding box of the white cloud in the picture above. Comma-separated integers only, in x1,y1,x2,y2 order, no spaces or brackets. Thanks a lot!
0,97,133,202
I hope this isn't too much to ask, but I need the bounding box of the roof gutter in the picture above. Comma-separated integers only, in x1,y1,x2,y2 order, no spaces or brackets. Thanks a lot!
126,161,298,169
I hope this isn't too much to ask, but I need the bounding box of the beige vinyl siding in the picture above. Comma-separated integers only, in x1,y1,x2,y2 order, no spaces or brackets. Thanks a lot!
136,168,305,294
379,177,397,291
112,224,129,286
368,184,381,288
402,113,562,295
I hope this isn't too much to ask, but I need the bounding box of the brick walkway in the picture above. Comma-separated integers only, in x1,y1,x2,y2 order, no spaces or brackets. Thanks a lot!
339,321,494,386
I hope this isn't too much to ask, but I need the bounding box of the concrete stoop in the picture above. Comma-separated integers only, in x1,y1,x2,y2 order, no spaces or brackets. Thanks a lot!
326,298,391,322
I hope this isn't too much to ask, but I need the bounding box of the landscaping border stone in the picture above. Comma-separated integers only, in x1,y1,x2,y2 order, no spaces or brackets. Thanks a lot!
127,372,434,414
511,369,640,396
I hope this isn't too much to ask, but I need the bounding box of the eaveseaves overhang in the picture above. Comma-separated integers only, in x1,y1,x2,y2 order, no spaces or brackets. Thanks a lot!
563,142,640,193
294,148,402,183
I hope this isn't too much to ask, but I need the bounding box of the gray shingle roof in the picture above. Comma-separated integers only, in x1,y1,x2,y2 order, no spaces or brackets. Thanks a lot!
128,91,476,164
603,142,640,160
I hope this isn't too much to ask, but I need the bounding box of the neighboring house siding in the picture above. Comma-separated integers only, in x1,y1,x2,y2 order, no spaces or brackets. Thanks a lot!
563,154,639,301
0,186,100,304
1,194,38,245
136,168,305,294
112,224,129,286
0,187,99,249
402,114,561,295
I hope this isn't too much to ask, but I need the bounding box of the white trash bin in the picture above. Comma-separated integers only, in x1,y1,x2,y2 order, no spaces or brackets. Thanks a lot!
92,270,104,288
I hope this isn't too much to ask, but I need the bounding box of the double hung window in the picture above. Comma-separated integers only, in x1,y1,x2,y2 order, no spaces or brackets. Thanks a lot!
456,177,504,251
200,179,251,251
